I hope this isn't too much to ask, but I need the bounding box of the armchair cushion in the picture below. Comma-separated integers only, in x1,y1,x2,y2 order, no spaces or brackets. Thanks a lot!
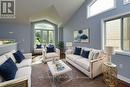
46,47,55,53
45,53,59,58
13,51,25,63
0,58,18,81
36,44,42,49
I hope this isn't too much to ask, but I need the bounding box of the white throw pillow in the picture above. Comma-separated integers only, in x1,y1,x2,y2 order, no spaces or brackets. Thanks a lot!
88,50,95,60
89,50,101,60
5,52,16,63
92,51,99,60
0,55,8,65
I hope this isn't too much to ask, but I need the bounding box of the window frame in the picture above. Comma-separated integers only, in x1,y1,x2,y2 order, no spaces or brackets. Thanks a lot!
102,14,130,56
87,0,116,18
34,29,55,45
123,0,130,5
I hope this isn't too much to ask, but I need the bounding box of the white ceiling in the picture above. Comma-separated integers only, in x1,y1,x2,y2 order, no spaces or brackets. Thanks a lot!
15,0,85,26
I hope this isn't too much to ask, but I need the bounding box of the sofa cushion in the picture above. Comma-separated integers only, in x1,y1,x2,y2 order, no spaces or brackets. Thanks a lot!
13,51,25,63
16,59,32,68
75,58,90,71
0,58,18,81
66,54,81,62
81,50,90,58
5,52,16,63
0,55,8,65
74,47,81,55
46,53,58,58
15,67,31,79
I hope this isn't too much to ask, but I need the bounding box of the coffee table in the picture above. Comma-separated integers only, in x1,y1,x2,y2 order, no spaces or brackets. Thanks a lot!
47,60,72,87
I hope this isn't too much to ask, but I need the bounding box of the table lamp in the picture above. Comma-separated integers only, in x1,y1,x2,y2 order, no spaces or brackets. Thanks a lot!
105,46,114,63
66,42,73,50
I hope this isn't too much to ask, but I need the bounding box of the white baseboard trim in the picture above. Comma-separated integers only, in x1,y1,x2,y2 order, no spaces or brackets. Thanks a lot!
117,74,130,84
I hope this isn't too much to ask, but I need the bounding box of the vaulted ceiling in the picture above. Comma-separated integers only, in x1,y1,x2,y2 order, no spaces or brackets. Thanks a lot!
15,0,85,26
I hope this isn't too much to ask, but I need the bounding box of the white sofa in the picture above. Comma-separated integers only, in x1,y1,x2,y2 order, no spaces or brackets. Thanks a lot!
66,47,104,79
0,50,32,87
42,48,60,63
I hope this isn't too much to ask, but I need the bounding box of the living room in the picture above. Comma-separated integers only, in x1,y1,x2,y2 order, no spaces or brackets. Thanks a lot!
0,0,130,87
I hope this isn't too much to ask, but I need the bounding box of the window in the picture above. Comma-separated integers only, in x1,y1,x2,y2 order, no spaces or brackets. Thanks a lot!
104,15,130,52
124,0,130,4
34,22,55,46
88,0,115,17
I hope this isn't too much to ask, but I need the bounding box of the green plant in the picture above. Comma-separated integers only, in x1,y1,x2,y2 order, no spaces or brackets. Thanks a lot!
35,32,43,44
57,41,64,50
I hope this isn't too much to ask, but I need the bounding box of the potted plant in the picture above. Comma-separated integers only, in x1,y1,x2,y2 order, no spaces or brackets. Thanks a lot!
57,41,64,51
57,41,65,58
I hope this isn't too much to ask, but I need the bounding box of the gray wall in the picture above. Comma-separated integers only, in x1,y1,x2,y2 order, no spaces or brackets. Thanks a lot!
0,20,61,53
63,0,130,78
0,22,31,53
59,27,64,41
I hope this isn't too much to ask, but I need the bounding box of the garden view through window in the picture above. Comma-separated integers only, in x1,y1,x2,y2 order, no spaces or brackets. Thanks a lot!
34,22,55,47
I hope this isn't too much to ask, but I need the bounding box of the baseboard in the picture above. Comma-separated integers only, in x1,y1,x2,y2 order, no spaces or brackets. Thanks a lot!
118,74,130,87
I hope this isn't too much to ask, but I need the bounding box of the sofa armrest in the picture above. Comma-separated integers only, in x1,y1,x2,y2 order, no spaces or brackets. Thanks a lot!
90,58,103,63
42,49,46,56
89,58,103,79
0,76,28,87
65,49,74,54
56,48,60,56
23,53,32,59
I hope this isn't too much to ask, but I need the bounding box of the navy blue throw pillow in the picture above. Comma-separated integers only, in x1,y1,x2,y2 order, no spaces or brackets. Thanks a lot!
36,45,42,49
13,50,25,63
74,47,82,55
81,50,90,58
46,47,55,53
0,58,18,81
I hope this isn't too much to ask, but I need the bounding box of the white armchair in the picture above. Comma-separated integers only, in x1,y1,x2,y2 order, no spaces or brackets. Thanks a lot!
42,48,60,63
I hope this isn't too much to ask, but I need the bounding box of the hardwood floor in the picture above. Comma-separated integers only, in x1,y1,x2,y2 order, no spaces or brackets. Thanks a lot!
31,56,130,87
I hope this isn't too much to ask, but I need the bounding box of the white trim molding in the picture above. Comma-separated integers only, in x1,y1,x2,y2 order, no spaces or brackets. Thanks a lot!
118,74,130,84
123,0,130,5
101,11,130,56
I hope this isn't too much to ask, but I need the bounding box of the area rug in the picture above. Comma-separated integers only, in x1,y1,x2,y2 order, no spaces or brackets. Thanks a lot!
31,62,106,87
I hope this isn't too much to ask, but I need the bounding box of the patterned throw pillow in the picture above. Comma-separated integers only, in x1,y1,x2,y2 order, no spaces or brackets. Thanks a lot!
89,50,100,60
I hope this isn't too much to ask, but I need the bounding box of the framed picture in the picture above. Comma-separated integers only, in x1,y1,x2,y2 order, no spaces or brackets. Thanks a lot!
123,0,130,5
73,29,90,43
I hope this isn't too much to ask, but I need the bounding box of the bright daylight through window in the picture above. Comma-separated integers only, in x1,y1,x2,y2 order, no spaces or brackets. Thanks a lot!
105,15,130,52
34,23,55,46
88,0,115,17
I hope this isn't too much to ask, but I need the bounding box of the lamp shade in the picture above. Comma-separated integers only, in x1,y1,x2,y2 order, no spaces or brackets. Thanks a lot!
105,46,114,54
66,42,72,47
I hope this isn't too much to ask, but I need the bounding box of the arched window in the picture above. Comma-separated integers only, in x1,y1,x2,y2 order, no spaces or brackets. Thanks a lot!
34,22,55,46
87,0,116,18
